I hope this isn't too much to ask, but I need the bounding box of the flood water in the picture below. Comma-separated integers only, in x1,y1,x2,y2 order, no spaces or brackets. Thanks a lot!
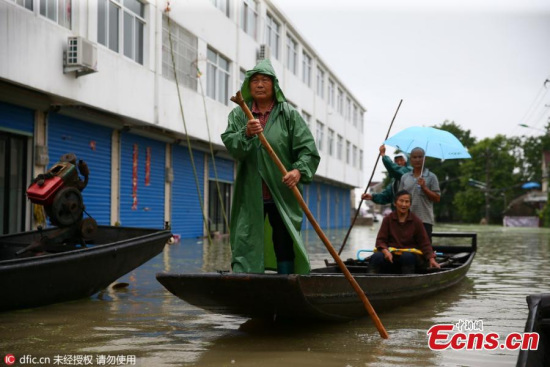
1,224,549,367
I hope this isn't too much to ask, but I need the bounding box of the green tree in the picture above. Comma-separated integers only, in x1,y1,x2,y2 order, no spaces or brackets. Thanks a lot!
429,121,476,222
454,135,521,224
515,123,550,182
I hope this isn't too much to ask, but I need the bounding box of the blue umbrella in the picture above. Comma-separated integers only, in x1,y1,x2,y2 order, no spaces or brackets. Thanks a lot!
384,126,471,160
522,182,541,189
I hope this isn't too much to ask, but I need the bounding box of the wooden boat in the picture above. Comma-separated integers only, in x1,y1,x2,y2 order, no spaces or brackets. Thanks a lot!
0,226,172,311
516,294,550,367
157,232,476,321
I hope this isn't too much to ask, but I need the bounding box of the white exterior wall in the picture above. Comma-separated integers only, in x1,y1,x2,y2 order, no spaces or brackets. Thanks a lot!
0,0,365,188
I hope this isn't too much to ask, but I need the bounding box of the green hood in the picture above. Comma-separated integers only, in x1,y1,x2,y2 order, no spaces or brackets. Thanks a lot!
240,59,286,104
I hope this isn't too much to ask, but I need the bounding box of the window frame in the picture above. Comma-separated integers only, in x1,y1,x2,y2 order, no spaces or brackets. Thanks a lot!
345,97,351,121
10,0,33,11
161,15,198,90
328,79,335,107
302,111,311,130
302,51,312,87
240,0,258,39
98,0,145,65
211,0,230,17
286,34,298,75
337,135,343,160
337,88,343,115
316,67,325,99
265,13,280,59
316,121,324,152
206,47,231,105
327,128,335,156
40,0,72,29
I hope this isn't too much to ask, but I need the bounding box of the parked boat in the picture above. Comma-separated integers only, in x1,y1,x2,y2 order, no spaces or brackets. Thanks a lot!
516,294,550,367
157,232,476,321
0,226,171,311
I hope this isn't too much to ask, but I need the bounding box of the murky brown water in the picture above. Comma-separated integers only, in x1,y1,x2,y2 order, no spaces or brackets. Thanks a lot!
1,224,549,367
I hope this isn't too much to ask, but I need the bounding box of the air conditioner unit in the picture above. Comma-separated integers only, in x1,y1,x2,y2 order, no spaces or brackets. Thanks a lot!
63,36,98,78
257,44,271,63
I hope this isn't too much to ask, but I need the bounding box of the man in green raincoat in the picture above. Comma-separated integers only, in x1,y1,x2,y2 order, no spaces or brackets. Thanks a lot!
221,59,320,275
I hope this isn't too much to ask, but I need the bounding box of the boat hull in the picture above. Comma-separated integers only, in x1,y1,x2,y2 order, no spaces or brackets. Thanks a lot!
157,233,476,321
0,226,171,311
516,294,550,367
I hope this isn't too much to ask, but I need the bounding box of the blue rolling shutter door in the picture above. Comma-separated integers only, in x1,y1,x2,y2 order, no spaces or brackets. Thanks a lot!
329,186,339,229
319,183,329,229
47,114,111,225
208,157,234,182
301,185,309,231
120,133,165,229
171,145,205,239
0,102,34,135
342,188,350,227
309,182,320,230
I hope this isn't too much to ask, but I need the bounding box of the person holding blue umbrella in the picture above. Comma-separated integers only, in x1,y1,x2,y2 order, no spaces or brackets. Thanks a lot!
398,147,440,242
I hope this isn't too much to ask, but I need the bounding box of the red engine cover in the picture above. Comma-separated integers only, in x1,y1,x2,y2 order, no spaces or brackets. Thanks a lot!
27,176,65,206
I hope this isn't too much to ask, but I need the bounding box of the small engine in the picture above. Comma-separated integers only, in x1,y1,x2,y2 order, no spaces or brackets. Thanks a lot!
23,153,97,253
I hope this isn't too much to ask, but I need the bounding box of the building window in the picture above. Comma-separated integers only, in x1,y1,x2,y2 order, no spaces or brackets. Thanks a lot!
207,48,230,105
40,0,71,29
353,145,357,167
346,141,351,164
360,110,364,132
353,104,358,127
316,67,325,98
345,97,351,121
240,0,257,39
359,149,363,170
211,0,230,17
286,35,298,75
328,79,335,107
302,51,311,87
302,111,311,129
265,13,280,59
316,121,324,151
98,0,145,65
162,15,198,90
337,88,343,114
337,135,343,160
11,0,33,10
328,129,334,156
239,68,246,86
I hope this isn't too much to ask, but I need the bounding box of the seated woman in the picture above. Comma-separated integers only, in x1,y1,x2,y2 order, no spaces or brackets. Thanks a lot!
369,190,441,274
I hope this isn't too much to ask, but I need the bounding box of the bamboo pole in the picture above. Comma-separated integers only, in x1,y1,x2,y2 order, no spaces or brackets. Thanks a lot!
338,99,403,256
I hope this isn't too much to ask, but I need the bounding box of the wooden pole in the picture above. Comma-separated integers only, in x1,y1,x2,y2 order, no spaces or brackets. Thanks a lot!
230,92,389,339
338,99,403,256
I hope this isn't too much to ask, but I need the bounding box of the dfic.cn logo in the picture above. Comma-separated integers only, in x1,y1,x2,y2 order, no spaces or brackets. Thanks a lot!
4,354,16,365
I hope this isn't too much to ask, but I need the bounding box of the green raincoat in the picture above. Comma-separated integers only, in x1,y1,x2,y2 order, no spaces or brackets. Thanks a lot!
221,60,320,274
374,156,412,210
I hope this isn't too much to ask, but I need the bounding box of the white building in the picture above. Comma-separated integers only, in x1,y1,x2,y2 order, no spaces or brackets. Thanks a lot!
0,0,366,238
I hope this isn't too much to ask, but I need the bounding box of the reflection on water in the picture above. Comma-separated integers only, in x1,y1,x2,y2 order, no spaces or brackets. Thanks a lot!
1,224,549,366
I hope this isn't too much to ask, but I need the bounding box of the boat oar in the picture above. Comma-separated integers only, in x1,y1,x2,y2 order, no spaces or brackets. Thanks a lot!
338,99,403,256
230,91,389,339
